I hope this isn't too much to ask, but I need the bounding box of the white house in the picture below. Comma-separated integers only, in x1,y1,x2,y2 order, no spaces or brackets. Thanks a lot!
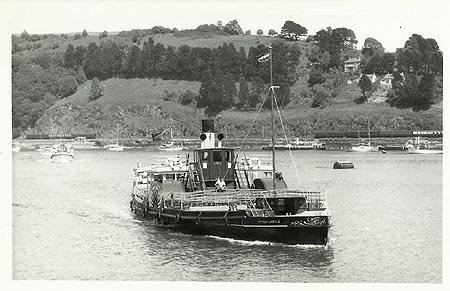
344,57,361,72
380,73,394,88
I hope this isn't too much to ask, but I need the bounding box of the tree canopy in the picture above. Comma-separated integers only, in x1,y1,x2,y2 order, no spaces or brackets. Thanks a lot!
280,20,307,41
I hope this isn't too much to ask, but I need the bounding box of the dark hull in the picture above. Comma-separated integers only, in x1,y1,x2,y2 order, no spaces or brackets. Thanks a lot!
378,145,408,151
131,203,330,245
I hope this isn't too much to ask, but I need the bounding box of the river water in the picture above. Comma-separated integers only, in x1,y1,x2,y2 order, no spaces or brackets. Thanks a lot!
12,149,442,282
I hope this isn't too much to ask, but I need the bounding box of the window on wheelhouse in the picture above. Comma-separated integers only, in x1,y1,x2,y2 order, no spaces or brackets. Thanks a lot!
225,151,232,162
213,151,222,162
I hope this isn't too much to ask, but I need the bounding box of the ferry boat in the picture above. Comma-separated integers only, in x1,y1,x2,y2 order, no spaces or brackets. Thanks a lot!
50,143,74,162
130,50,331,245
130,121,331,245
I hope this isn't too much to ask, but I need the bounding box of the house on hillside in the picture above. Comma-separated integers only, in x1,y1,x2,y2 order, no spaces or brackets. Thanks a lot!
380,73,394,88
344,57,361,73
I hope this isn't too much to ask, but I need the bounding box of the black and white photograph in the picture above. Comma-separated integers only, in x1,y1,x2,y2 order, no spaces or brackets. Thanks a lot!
1,0,448,288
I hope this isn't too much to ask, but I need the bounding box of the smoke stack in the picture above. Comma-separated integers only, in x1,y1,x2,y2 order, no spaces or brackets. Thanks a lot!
200,119,215,148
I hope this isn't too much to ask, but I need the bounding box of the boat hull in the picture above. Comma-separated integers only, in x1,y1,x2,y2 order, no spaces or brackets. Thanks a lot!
408,148,443,154
51,152,74,162
131,204,330,245
351,146,378,152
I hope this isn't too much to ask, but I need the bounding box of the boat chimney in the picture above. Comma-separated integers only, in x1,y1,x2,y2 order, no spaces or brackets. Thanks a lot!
200,119,225,148
200,119,215,148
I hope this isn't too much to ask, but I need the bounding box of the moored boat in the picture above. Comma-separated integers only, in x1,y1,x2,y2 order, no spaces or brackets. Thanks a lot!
50,143,74,162
350,117,378,152
351,143,378,152
158,142,184,152
12,143,21,153
406,137,443,154
262,139,325,150
104,143,124,152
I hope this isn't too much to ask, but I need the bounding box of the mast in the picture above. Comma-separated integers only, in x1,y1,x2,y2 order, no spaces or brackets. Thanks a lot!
270,46,276,191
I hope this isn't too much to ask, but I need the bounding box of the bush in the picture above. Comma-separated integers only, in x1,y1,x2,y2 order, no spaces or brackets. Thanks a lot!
58,75,78,98
311,84,331,108
89,77,102,101
308,68,325,86
178,90,198,105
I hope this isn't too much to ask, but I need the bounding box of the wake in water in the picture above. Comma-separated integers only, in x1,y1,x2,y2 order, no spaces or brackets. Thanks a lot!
206,235,329,249
82,198,135,223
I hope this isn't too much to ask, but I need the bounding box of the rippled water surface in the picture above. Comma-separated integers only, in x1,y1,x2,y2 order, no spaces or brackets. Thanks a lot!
12,150,442,282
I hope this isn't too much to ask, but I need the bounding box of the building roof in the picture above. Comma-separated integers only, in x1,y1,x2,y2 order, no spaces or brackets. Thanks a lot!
344,57,361,63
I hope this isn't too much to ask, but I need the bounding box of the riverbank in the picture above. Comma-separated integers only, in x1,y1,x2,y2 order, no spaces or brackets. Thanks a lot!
14,136,443,151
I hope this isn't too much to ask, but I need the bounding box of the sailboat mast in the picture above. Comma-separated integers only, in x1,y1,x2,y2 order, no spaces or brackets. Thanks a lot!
270,46,276,191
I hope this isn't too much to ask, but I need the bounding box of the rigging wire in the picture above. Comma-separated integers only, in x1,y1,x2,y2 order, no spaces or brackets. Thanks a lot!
222,90,270,180
272,90,303,189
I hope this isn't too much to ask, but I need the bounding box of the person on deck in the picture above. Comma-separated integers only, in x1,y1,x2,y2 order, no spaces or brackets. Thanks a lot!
215,177,226,192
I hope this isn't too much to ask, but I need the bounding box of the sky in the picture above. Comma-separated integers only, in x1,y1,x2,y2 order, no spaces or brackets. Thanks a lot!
1,0,449,52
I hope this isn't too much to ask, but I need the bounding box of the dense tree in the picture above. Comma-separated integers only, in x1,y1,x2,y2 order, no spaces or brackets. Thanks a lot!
256,29,263,36
268,29,277,36
362,37,384,57
198,71,236,116
99,30,108,39
197,70,214,109
358,74,372,101
248,77,265,108
57,75,78,98
362,52,395,74
308,67,325,86
122,45,142,78
74,45,87,69
100,40,123,77
75,67,87,84
280,20,307,41
89,77,102,101
21,30,29,39
396,34,442,75
223,20,243,35
63,44,76,70
311,84,331,108
82,29,88,37
414,73,434,111
237,77,250,109
313,26,358,69
83,43,108,79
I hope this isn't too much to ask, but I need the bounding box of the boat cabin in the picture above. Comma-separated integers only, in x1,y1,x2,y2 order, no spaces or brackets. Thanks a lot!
193,148,235,188
255,196,308,215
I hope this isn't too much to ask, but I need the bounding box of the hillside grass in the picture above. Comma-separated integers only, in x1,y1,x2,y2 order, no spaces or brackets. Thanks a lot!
14,32,287,60
56,78,201,108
